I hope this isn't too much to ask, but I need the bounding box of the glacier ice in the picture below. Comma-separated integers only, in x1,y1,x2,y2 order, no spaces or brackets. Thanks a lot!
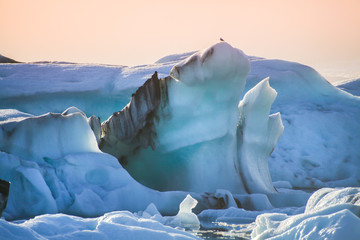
100,42,282,194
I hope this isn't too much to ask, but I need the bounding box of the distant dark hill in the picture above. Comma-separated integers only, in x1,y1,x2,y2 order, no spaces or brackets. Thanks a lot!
0,54,19,63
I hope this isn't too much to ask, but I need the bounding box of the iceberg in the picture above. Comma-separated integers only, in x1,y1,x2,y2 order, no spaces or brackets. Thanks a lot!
1,49,358,189
100,42,282,194
0,42,284,220
1,42,360,239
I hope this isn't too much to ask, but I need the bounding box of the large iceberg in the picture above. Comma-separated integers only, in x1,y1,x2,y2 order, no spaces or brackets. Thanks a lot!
0,42,285,221
100,42,282,194
1,47,359,189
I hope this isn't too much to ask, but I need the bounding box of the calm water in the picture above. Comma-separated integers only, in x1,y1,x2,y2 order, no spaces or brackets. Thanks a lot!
187,222,253,240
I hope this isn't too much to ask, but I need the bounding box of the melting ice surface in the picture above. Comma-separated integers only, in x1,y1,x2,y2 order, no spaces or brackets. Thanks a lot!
0,42,360,239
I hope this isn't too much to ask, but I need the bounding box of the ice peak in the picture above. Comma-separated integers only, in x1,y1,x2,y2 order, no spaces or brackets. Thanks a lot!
170,42,250,86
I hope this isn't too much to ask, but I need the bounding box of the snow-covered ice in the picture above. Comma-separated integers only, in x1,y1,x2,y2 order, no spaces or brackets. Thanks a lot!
0,211,200,240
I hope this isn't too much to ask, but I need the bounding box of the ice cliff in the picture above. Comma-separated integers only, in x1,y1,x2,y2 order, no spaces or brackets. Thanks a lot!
100,42,283,194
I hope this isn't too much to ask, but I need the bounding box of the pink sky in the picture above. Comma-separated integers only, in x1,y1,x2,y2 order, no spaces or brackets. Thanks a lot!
1,0,359,80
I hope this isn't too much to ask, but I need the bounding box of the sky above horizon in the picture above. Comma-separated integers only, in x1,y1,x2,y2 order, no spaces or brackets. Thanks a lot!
1,0,360,81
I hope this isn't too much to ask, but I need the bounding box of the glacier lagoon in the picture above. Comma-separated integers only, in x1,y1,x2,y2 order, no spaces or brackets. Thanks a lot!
0,42,359,239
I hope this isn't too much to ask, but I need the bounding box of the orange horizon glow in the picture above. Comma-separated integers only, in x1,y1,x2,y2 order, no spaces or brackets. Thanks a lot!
1,0,360,80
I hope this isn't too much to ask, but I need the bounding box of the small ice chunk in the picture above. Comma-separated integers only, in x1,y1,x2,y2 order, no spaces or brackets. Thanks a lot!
142,203,161,218
175,195,200,228
141,203,165,224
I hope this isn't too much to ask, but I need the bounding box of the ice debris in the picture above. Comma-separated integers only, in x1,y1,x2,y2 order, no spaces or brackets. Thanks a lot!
251,187,360,239
175,195,200,228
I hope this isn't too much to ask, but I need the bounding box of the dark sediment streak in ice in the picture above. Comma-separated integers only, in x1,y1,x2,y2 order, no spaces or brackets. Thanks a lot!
100,72,169,157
